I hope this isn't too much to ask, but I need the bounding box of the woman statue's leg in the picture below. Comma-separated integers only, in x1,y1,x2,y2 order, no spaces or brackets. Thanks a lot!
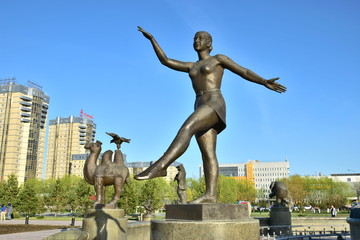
189,128,218,203
135,105,218,180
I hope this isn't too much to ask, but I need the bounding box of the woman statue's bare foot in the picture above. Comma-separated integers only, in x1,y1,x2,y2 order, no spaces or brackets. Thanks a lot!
134,161,167,180
188,193,217,204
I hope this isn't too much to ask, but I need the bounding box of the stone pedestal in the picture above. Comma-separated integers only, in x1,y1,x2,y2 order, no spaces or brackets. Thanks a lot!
269,205,292,236
347,206,360,240
143,213,155,222
151,204,259,240
82,208,128,240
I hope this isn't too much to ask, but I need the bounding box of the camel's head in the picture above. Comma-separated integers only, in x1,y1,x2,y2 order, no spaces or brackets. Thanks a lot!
84,140,102,153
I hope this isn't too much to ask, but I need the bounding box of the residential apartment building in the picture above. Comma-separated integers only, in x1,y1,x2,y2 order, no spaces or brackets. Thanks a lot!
200,159,290,195
45,115,96,179
127,161,180,183
0,79,49,183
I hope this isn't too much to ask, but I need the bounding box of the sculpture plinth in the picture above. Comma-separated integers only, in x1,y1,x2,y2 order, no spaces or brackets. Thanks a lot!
82,208,127,240
166,203,251,220
269,205,292,236
152,204,259,240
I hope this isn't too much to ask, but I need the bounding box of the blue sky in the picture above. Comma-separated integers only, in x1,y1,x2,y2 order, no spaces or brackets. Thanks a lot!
1,0,359,179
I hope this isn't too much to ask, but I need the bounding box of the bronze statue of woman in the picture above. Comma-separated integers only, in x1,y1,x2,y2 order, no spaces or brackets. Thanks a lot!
135,26,286,204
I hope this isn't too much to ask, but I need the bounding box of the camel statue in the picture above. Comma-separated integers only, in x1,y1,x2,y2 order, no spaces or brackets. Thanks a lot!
83,135,130,209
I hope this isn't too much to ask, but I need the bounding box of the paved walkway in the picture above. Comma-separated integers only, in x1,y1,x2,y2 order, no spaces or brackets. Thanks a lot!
0,219,83,240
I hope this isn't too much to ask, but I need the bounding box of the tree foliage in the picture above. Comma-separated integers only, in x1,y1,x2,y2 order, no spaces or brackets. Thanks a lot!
0,173,19,205
236,179,257,203
217,176,238,203
282,175,353,209
16,179,41,215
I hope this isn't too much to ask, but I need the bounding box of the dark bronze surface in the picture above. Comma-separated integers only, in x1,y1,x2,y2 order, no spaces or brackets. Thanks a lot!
134,27,286,204
84,134,130,209
144,199,154,215
106,132,130,150
269,181,289,206
174,164,187,204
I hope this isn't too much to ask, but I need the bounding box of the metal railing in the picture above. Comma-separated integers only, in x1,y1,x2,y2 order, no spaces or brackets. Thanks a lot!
260,225,350,239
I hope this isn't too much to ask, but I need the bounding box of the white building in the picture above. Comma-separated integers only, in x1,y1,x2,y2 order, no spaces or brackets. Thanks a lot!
200,159,290,195
330,173,360,183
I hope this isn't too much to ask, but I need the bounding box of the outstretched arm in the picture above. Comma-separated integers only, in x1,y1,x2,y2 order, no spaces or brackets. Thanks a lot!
216,54,286,93
138,26,192,72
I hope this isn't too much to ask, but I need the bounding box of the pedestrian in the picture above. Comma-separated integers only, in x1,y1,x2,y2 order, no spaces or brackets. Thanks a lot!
0,204,7,221
7,203,13,220
330,205,337,217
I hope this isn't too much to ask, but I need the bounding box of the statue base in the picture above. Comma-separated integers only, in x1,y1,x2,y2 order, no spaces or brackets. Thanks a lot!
143,213,155,221
82,208,127,240
269,205,292,236
152,204,259,240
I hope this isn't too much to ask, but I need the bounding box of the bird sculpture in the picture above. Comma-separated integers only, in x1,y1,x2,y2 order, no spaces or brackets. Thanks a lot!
105,132,131,149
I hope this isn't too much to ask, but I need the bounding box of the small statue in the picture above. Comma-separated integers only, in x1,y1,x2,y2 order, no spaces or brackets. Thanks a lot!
269,181,289,206
83,133,130,209
144,199,154,215
174,164,187,204
106,132,131,149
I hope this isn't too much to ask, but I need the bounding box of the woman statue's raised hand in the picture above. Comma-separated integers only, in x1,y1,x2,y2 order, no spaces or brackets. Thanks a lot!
138,26,153,40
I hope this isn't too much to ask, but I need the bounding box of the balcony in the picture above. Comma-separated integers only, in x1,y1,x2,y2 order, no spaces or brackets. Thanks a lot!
79,129,86,133
79,125,86,129
42,104,48,109
21,113,31,118
20,101,32,107
20,95,32,101
21,107,31,112
79,134,86,137
21,118,31,123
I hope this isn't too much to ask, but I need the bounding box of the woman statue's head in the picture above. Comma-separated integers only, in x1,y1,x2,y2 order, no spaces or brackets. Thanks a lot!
194,31,213,53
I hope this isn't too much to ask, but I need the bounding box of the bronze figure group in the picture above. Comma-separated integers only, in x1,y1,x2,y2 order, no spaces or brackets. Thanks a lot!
83,134,130,209
84,26,286,207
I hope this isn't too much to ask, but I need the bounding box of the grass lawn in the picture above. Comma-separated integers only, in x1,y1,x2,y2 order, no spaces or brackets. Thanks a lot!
0,224,77,235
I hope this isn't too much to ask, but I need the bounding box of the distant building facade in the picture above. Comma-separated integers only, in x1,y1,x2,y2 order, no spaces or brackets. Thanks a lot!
127,161,180,183
0,79,49,183
200,159,290,195
330,173,360,183
45,115,96,179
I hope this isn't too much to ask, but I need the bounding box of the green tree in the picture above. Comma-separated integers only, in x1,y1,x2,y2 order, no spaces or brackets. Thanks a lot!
140,178,169,211
46,178,68,214
16,179,41,215
60,175,81,212
236,179,257,203
119,178,144,214
75,178,94,213
217,176,238,203
0,173,19,205
282,175,307,209
282,175,353,210
186,177,205,202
